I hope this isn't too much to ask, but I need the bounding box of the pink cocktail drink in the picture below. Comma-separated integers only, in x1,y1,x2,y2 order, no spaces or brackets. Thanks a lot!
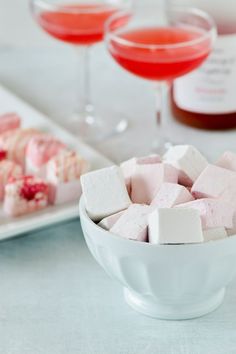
108,26,211,80
39,3,119,45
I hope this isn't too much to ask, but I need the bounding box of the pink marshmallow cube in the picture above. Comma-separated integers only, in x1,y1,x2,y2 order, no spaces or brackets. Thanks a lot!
110,204,153,242
120,154,161,194
0,112,21,134
216,151,236,172
131,163,178,204
191,164,236,199
98,210,125,230
176,198,234,229
151,182,194,208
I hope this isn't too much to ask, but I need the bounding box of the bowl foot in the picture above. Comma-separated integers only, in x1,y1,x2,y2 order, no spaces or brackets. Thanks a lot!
124,288,225,320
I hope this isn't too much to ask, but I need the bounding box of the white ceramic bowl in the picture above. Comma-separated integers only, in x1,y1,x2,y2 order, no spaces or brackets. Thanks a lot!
79,197,236,320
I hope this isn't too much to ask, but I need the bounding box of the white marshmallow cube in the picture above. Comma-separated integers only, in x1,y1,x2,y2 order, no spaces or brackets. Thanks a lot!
192,164,236,199
151,182,194,207
98,210,125,230
216,151,236,172
163,145,208,187
81,166,131,221
203,228,227,242
110,204,153,242
148,208,203,244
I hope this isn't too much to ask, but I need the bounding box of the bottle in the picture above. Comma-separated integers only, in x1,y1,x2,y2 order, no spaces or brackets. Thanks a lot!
170,0,236,130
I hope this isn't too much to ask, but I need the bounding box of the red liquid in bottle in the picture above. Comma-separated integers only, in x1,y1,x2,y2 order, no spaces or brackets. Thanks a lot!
171,25,236,130
108,27,211,81
39,4,118,45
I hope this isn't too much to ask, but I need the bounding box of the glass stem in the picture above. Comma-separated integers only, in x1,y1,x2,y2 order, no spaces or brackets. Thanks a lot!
76,46,94,122
154,81,170,152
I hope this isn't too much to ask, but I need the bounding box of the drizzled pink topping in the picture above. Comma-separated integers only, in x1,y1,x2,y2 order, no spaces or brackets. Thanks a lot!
0,150,7,161
48,150,88,183
9,175,48,201
26,134,66,167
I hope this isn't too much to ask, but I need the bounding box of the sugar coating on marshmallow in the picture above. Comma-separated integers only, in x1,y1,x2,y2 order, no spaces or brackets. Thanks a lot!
4,175,48,217
120,154,161,194
81,166,131,221
131,163,178,204
110,204,153,242
191,164,236,199
216,151,236,172
148,208,203,244
0,128,40,167
163,145,208,187
203,228,227,242
26,134,66,177
98,210,125,230
47,150,89,205
176,198,234,229
151,182,194,208
0,112,21,134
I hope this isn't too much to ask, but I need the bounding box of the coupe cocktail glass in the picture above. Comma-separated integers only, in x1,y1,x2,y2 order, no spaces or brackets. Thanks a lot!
106,5,216,151
31,0,131,142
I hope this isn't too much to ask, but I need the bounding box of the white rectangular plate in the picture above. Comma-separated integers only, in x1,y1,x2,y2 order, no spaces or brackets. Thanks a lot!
0,86,113,241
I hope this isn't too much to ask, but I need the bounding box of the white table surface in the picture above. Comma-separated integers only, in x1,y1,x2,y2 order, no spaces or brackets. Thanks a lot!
1,9,236,352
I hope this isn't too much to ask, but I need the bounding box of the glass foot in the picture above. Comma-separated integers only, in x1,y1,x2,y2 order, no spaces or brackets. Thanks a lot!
68,107,128,143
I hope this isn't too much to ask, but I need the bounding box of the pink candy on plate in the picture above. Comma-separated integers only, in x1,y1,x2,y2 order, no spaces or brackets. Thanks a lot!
0,128,40,168
26,134,66,177
47,150,89,205
0,160,23,200
0,112,21,134
4,175,48,217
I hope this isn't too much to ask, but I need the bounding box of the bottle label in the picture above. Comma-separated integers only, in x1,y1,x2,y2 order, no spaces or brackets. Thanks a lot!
173,34,236,114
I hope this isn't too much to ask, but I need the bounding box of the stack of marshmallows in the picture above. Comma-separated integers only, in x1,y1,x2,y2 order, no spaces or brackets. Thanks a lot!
81,145,236,244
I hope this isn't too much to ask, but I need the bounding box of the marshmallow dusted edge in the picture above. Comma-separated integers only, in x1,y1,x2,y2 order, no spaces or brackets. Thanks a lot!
81,166,131,221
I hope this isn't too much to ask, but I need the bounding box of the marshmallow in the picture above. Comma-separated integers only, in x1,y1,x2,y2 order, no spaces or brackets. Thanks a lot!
151,182,194,207
110,204,153,242
216,151,236,172
191,164,236,199
120,154,161,194
176,198,234,229
203,228,227,242
98,210,125,230
0,112,21,134
131,163,178,204
47,150,89,205
163,145,208,187
26,134,66,177
148,208,203,244
81,166,131,221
